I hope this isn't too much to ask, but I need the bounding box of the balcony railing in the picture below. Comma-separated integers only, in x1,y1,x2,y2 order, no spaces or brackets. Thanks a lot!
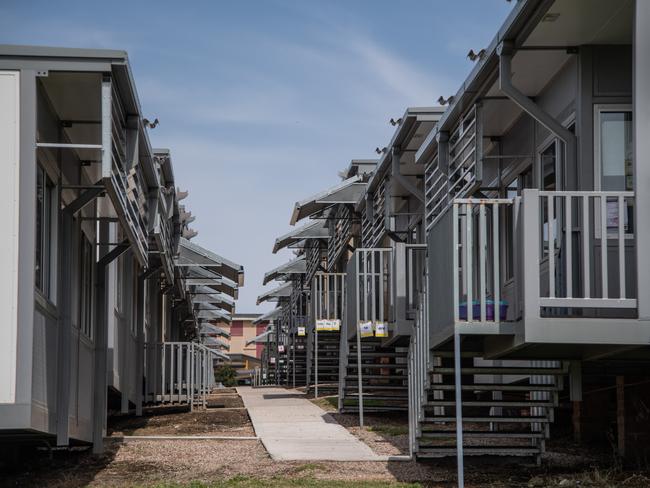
452,198,511,324
143,342,217,409
523,189,636,312
448,189,636,327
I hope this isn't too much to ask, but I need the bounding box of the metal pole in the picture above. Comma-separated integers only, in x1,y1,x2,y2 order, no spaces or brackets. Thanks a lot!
356,252,364,427
315,327,319,398
454,327,465,488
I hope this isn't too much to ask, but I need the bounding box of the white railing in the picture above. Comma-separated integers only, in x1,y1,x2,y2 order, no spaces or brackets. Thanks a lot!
355,248,392,325
144,342,216,409
522,189,636,311
313,273,346,397
406,245,427,317
408,272,430,456
452,198,513,324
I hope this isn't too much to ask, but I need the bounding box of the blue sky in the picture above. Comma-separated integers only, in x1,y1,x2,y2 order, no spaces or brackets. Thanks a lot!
1,0,513,312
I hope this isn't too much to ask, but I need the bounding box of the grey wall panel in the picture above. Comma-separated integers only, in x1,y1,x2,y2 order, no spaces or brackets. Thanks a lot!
427,210,454,345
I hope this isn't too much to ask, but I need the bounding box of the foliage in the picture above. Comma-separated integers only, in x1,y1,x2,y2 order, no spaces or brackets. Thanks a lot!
214,364,237,387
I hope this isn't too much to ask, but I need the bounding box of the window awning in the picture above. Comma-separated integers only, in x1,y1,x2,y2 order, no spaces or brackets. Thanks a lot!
183,266,239,299
205,347,230,361
252,307,282,324
178,238,244,287
246,326,275,346
200,323,230,337
263,257,306,285
256,282,292,305
202,335,230,349
273,220,329,254
196,308,231,322
290,175,367,225
186,285,235,313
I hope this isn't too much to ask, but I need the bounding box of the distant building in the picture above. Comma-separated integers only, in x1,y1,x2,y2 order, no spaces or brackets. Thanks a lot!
221,313,268,383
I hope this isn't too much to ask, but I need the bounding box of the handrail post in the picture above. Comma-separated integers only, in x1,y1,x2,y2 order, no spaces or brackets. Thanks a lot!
521,189,541,322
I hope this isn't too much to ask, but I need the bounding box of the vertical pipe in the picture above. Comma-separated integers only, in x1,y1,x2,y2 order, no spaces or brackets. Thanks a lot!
548,196,555,298
371,250,376,323
453,203,460,323
454,327,465,488
493,203,500,324
600,196,609,298
356,251,364,427
618,196,626,298
466,203,473,321
161,343,166,402
379,251,384,323
566,196,573,298
479,204,487,322
582,195,590,298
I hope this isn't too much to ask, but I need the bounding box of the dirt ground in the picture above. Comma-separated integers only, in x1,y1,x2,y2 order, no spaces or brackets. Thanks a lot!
2,389,650,487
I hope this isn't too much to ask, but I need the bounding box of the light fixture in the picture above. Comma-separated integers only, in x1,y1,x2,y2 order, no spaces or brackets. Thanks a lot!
143,117,159,129
467,49,486,62
389,117,402,126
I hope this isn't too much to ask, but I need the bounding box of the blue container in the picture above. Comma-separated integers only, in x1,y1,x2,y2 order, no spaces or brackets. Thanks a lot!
459,300,508,321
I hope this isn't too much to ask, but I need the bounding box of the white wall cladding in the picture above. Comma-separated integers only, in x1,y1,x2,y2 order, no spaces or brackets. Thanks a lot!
0,71,20,404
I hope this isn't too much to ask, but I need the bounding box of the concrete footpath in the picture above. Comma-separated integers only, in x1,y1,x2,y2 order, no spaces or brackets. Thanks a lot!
237,386,383,461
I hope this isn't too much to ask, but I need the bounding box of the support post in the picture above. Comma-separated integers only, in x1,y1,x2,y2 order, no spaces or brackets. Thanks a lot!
55,210,73,446
569,361,582,443
634,0,650,321
453,327,464,488
356,252,364,427
135,273,145,416
617,376,625,458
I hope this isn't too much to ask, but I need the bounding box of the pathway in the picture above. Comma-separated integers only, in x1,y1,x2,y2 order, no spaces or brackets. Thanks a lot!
237,386,383,461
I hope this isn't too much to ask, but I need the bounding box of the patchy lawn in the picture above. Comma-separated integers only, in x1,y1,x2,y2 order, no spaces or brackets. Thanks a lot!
150,478,420,488
108,408,254,437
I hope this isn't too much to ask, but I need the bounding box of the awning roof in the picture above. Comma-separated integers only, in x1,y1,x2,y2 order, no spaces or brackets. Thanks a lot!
178,238,244,287
263,257,306,285
256,282,292,305
246,327,275,346
252,307,282,324
205,348,230,361
290,175,368,225
202,335,230,349
186,285,235,313
184,266,239,299
195,308,231,322
273,220,329,254
200,323,230,337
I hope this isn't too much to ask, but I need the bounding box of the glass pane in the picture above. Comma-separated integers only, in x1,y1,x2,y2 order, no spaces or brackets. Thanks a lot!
600,111,633,191
35,167,44,291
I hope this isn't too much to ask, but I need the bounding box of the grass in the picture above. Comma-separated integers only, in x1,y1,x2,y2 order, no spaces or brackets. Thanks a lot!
368,425,409,436
151,477,421,488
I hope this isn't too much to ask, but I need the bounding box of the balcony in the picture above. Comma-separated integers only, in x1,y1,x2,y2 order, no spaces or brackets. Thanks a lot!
428,189,638,349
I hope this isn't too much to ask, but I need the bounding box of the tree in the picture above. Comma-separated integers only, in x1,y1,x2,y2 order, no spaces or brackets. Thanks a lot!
215,364,237,387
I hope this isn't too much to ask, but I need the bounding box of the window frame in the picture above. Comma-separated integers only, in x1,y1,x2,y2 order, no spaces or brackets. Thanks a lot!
593,104,634,239
35,163,57,302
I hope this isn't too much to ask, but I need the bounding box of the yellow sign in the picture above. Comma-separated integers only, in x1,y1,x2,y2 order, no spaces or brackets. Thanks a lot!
297,326,306,336
375,322,388,338
359,321,374,338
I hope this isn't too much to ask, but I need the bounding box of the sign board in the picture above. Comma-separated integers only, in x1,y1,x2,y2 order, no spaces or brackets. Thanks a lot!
375,322,388,338
297,326,306,336
359,321,374,338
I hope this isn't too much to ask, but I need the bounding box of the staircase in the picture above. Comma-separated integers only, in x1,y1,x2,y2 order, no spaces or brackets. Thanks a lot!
415,354,566,463
308,330,340,395
340,338,409,413
288,335,308,387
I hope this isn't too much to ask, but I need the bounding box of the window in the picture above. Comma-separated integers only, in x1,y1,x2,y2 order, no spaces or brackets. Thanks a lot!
35,165,56,299
595,105,634,236
80,235,94,339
